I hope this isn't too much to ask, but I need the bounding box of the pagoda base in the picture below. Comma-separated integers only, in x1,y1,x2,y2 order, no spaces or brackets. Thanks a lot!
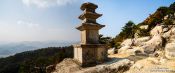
73,44,107,67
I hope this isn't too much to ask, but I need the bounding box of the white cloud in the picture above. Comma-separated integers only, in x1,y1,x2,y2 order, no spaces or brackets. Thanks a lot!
0,20,79,42
22,0,78,8
17,20,40,29
56,0,78,6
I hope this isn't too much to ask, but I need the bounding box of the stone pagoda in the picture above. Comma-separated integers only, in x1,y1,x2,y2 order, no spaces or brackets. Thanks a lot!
74,2,107,66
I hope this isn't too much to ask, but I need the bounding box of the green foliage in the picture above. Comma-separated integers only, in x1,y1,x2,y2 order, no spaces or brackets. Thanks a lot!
122,21,138,38
143,5,174,31
169,2,175,11
157,6,174,16
113,21,137,49
0,46,73,73
164,19,174,25
99,34,115,48
137,29,150,37
135,3,175,36
99,34,111,44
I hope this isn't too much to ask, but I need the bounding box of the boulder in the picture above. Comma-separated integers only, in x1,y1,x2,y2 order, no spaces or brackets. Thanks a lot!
52,58,82,73
150,25,163,36
134,36,151,46
126,57,174,73
139,25,148,30
149,51,164,58
121,39,133,47
165,43,175,60
108,48,115,55
162,26,175,39
118,46,132,54
173,20,175,24
118,46,144,56
52,58,133,73
168,27,175,42
142,45,156,54
159,57,168,64
162,29,172,39
163,27,169,32
164,15,169,20
120,37,151,47
76,59,133,73
143,35,163,54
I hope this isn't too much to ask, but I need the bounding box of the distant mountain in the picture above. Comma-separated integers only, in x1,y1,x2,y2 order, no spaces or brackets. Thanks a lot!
0,41,78,58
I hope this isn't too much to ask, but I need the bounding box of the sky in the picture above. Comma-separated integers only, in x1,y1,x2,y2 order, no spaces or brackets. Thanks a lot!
0,0,174,42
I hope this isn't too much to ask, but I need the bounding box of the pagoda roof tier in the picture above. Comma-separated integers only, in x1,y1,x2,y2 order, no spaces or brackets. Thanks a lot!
80,2,98,10
79,12,102,20
76,23,105,31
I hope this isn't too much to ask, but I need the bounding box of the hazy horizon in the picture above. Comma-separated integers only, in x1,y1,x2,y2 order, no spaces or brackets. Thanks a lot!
0,0,174,42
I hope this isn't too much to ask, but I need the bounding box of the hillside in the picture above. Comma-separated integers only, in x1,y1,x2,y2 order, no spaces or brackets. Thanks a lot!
113,2,175,73
113,2,175,49
0,46,73,73
0,41,74,58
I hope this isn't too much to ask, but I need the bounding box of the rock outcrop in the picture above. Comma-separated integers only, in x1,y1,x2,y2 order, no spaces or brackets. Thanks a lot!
52,58,133,73
118,24,175,58
164,27,175,60
52,58,82,73
125,57,175,73
108,48,115,55
150,25,163,36
143,34,163,54
165,43,175,60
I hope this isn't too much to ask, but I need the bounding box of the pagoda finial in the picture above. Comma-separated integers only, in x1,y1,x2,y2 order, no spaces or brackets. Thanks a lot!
80,2,98,11
79,2,102,24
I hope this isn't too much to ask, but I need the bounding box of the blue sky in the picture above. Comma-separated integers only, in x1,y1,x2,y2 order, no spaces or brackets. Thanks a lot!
0,0,174,42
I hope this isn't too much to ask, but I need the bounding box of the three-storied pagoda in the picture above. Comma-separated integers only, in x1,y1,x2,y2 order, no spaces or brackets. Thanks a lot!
74,2,107,66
